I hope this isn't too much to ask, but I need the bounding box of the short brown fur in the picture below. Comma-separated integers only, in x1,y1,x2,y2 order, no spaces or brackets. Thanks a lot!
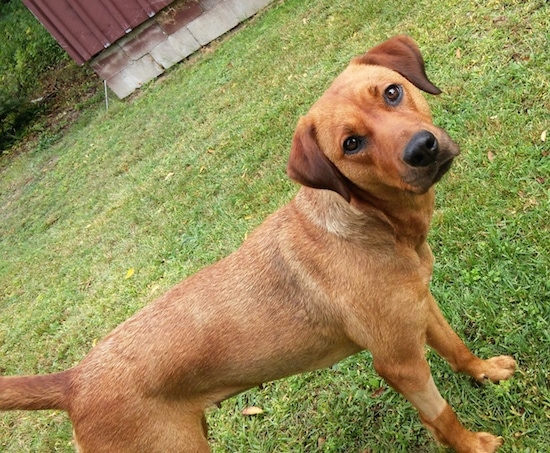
0,36,516,452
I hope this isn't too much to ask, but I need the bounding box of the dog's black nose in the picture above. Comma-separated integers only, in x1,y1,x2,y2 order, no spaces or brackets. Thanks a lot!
403,131,439,167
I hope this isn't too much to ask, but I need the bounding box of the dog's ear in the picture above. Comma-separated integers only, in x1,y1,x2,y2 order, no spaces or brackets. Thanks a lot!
353,35,442,95
287,119,351,202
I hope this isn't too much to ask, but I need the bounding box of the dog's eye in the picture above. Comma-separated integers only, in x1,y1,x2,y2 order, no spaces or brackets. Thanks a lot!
384,84,403,106
342,136,365,154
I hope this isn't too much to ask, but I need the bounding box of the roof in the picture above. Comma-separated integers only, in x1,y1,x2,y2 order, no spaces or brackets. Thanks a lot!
22,0,174,64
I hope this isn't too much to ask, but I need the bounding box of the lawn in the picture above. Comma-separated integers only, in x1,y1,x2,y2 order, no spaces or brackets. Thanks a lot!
0,0,549,451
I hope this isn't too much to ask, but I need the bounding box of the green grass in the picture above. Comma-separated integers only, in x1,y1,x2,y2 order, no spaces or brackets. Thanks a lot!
1,0,549,451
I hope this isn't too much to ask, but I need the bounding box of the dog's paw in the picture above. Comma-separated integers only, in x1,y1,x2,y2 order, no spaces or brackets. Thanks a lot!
464,432,503,453
474,355,516,383
438,429,503,453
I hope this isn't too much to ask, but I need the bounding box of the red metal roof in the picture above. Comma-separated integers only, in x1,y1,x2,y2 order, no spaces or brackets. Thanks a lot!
23,0,174,64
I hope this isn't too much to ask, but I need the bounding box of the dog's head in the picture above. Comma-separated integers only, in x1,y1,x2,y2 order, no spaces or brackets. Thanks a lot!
287,35,460,202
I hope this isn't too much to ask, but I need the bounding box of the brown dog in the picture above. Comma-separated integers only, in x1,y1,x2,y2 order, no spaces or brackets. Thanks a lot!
0,35,516,452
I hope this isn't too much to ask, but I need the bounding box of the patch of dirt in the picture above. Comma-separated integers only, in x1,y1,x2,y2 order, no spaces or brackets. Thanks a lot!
1,58,102,165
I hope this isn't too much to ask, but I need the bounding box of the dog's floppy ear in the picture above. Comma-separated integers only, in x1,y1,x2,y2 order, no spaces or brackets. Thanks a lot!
353,35,442,95
287,119,351,202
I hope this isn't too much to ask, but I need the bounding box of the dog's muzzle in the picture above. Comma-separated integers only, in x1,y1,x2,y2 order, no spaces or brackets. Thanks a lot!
400,129,460,192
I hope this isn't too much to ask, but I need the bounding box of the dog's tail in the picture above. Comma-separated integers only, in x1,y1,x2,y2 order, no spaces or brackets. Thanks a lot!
0,370,72,411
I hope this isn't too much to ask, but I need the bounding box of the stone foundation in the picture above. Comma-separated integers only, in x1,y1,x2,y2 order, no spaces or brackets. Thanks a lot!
90,0,274,98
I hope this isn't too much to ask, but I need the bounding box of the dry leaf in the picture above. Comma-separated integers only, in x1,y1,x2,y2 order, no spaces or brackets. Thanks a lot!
318,437,326,448
487,151,496,162
456,48,461,59
371,387,386,398
125,268,135,279
242,406,263,416
541,129,547,142
164,172,174,181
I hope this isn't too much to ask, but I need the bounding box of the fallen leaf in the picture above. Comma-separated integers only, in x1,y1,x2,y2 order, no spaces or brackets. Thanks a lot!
164,172,174,181
456,48,461,59
318,437,326,448
125,268,135,279
242,406,264,416
371,387,386,398
487,151,496,162
541,129,547,142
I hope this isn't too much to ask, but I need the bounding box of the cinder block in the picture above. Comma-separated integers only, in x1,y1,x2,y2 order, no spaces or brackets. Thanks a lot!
121,54,164,88
187,2,239,46
226,0,273,21
169,26,201,58
106,72,141,98
150,40,182,69
119,22,166,60
156,1,203,34
199,0,221,11
90,44,131,80
150,28,200,69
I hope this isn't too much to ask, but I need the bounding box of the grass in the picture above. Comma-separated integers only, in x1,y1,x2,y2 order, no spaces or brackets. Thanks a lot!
0,0,548,450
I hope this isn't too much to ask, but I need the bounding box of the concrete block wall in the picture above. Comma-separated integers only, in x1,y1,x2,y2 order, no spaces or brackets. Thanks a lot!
90,0,275,98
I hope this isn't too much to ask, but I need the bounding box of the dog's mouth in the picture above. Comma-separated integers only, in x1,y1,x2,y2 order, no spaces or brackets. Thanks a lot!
432,155,455,183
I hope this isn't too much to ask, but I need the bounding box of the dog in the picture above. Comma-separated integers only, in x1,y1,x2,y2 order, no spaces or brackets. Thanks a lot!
0,35,516,452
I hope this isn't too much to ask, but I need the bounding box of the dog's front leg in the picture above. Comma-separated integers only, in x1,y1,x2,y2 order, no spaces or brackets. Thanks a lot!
425,293,516,382
372,352,503,452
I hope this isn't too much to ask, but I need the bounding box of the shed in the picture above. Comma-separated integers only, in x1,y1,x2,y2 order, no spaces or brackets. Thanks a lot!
23,0,275,98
